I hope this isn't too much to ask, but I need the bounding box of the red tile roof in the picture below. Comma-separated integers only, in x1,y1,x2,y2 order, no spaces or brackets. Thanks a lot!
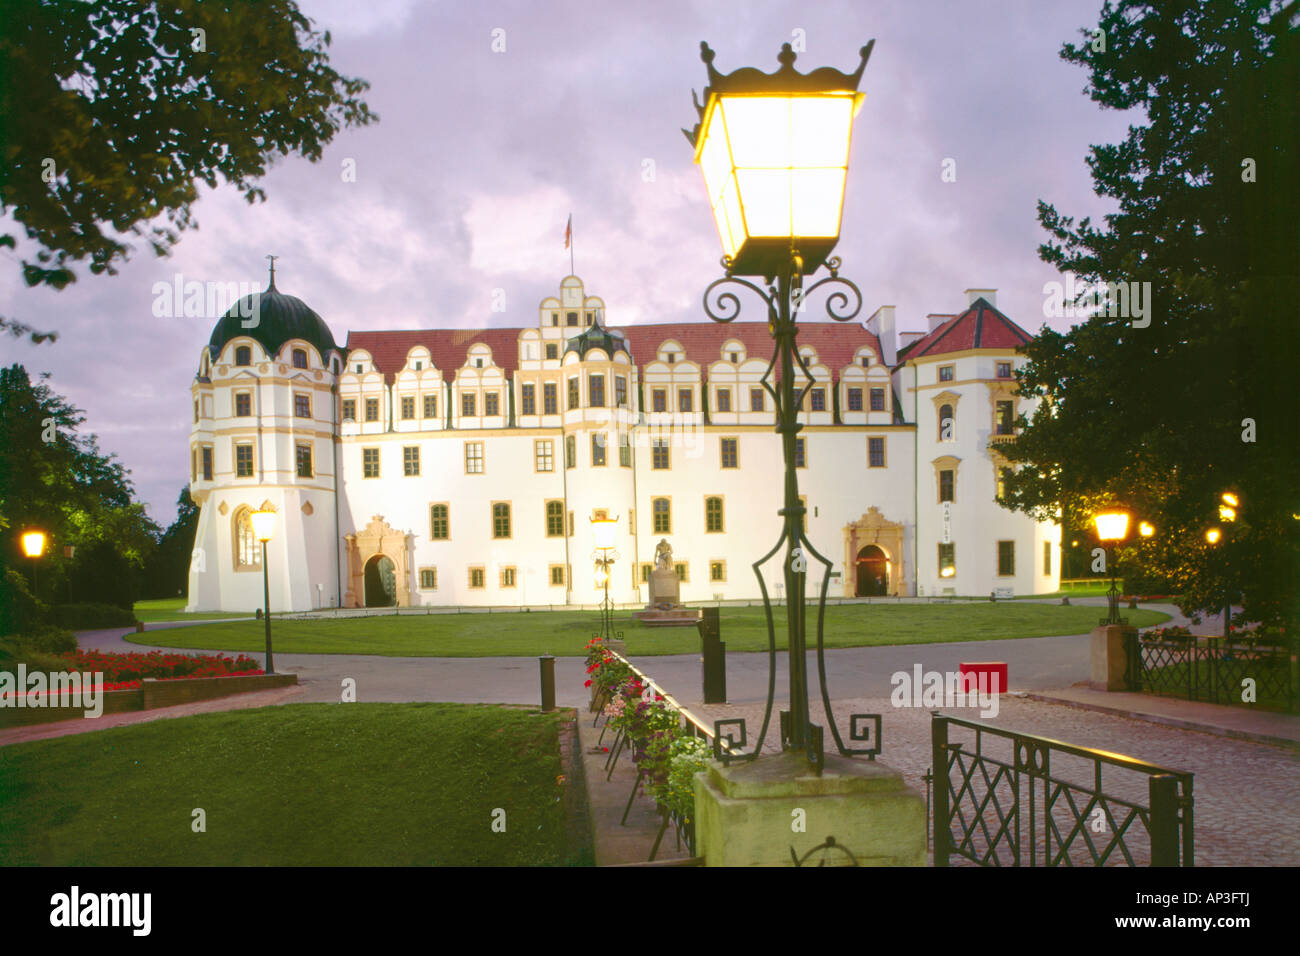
897,297,1032,359
346,321,885,382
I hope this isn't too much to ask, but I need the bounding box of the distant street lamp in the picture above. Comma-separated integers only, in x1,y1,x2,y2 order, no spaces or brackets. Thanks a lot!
1206,490,1241,638
250,509,276,674
21,529,46,597
591,516,619,643
1093,509,1130,626
686,38,876,767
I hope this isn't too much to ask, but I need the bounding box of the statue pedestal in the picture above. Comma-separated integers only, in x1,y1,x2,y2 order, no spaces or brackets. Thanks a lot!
1089,624,1136,690
694,750,926,866
647,569,679,607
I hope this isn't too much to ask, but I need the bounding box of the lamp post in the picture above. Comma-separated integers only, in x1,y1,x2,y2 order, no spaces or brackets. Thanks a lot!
591,516,619,643
21,530,46,598
686,40,876,768
1208,490,1240,639
1093,510,1130,626
250,509,276,674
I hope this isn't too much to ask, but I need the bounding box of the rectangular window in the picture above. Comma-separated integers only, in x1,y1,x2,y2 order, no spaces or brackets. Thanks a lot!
589,374,605,407
939,469,954,502
705,497,724,532
870,387,886,411
651,439,670,470
810,388,826,412
710,561,725,582
998,540,1016,576
615,376,627,407
641,563,652,583
469,567,485,589
939,365,954,382
619,433,631,468
521,384,536,416
430,504,449,540
549,564,566,586
543,382,558,415
568,377,580,410
500,566,517,588
419,568,437,590
678,388,693,412
464,441,483,474
996,401,1015,435
535,439,553,472
400,396,415,420
715,388,732,412
545,500,564,537
235,392,251,417
462,393,476,417
365,398,379,422
1043,541,1052,576
492,502,511,539
296,442,313,478
294,393,311,418
568,511,574,537
997,468,1008,499
235,443,254,477
652,389,667,413
719,437,738,469
997,361,1012,379
847,387,863,412
750,387,765,412
591,432,607,466
423,394,437,419
674,562,689,583
794,437,806,468
868,437,886,468
342,399,356,422
545,343,558,360
565,435,576,469
362,447,380,478
484,392,500,417
652,498,671,534
939,542,956,578
403,446,420,477
199,446,213,481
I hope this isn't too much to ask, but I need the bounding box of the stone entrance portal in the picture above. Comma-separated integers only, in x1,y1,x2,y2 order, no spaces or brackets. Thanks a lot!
364,554,397,607
344,516,413,608
844,508,906,597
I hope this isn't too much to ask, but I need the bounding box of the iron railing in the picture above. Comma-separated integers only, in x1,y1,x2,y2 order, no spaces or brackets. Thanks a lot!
931,713,1194,867
1129,631,1298,712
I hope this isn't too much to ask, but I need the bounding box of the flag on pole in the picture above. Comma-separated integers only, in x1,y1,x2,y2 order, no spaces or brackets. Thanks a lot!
564,214,572,249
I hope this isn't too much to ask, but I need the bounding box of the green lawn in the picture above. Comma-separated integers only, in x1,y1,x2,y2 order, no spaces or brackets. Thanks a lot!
133,598,251,622
0,703,587,866
124,603,1171,658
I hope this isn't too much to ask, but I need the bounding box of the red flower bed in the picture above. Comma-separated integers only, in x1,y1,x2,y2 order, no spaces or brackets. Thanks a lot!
57,649,264,684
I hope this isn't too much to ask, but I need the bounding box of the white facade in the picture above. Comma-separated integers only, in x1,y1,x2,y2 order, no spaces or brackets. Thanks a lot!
186,276,1058,612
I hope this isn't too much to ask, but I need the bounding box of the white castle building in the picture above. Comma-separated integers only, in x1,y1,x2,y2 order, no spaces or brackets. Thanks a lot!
185,270,1060,612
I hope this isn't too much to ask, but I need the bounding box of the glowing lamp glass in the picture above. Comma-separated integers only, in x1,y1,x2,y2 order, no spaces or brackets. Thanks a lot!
21,531,46,558
1138,522,1155,537
940,566,955,578
250,509,276,543
1205,528,1221,545
1221,492,1239,507
591,517,618,551
1093,511,1130,542
1218,505,1236,522
594,567,608,588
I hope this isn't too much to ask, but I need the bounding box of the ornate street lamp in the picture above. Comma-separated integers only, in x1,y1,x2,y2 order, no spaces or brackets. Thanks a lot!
21,529,46,597
685,40,878,770
591,516,619,643
1093,509,1130,626
250,508,276,674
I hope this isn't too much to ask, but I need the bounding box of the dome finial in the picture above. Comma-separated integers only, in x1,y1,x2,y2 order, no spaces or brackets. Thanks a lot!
265,253,278,291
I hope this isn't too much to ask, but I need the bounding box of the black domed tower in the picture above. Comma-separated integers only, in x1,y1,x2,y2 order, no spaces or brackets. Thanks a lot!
187,261,346,613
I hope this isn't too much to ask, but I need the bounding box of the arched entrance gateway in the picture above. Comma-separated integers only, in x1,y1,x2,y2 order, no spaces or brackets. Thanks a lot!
363,554,397,607
856,545,888,596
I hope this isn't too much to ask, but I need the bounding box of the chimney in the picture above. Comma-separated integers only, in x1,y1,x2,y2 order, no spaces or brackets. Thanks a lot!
898,330,926,349
865,305,897,366
927,313,955,333
965,288,997,308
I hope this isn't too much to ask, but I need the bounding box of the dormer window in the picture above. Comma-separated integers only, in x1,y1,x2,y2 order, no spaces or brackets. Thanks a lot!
355,364,363,374
551,312,559,326
730,352,739,364
235,346,251,366
667,353,676,364
861,357,870,368
415,361,422,371
292,349,308,369
566,312,578,327
475,358,483,368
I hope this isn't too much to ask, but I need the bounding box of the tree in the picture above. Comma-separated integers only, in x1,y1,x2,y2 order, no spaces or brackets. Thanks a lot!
1000,0,1299,630
141,486,200,599
0,0,377,339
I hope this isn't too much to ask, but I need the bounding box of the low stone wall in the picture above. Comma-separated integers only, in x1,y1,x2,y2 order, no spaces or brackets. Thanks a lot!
0,673,297,729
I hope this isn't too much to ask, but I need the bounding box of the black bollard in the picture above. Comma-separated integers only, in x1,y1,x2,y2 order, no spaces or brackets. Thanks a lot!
539,655,556,712
698,607,727,704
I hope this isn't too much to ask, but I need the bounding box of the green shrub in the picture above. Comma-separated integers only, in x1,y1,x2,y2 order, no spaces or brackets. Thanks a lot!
48,603,137,630
0,570,46,637
0,626,78,673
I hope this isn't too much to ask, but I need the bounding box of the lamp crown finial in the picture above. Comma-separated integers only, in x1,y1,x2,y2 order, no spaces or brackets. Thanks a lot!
777,43,797,68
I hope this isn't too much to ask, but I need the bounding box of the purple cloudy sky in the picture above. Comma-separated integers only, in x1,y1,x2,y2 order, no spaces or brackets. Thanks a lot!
0,0,1134,526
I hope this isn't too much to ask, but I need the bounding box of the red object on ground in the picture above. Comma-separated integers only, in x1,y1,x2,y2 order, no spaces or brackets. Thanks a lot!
959,662,1007,695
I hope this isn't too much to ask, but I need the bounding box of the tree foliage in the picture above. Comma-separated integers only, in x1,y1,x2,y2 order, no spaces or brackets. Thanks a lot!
0,0,377,338
1000,0,1299,629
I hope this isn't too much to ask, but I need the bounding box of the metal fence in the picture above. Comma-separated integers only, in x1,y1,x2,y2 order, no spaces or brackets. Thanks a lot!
931,713,1194,867
1129,632,1298,712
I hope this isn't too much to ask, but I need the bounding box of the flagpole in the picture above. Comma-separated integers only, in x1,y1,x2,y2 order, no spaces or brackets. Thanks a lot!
570,219,575,276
